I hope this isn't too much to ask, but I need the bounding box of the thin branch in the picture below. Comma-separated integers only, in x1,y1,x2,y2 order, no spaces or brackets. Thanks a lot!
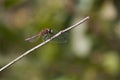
0,16,90,72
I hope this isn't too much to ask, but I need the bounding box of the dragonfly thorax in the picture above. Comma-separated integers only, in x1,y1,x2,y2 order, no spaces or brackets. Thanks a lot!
40,28,53,35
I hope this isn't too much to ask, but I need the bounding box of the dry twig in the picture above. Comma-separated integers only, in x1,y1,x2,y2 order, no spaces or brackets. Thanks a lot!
0,16,89,71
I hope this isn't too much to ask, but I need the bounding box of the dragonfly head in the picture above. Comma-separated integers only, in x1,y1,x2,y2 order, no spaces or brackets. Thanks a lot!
48,29,53,34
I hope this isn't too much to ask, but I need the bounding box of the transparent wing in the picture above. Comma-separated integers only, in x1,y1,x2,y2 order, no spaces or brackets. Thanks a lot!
53,32,68,43
25,34,41,42
42,29,68,43
42,34,52,41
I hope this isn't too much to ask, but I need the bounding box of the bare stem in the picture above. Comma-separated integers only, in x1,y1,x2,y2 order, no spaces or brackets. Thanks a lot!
0,16,89,72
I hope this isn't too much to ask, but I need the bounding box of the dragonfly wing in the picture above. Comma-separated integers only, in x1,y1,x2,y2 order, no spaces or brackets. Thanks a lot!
42,34,52,41
53,32,68,43
42,29,69,43
25,34,40,42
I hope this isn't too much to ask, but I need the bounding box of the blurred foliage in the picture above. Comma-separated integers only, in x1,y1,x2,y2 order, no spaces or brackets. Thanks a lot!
0,0,120,80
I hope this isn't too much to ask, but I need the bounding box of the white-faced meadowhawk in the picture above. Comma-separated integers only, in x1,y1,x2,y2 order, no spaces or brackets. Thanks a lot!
25,28,68,43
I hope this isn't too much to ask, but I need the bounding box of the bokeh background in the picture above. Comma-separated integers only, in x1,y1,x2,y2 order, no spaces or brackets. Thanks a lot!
0,0,120,80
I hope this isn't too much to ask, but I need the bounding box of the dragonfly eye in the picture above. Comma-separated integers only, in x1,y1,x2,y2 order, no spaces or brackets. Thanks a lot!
49,29,53,34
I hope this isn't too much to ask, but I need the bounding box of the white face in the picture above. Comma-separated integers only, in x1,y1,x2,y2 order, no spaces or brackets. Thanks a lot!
49,29,53,34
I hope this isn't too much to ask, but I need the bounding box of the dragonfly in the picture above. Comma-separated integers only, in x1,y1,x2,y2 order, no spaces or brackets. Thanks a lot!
25,28,67,43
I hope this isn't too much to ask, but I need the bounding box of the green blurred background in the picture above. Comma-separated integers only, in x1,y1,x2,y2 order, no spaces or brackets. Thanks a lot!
0,0,120,80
